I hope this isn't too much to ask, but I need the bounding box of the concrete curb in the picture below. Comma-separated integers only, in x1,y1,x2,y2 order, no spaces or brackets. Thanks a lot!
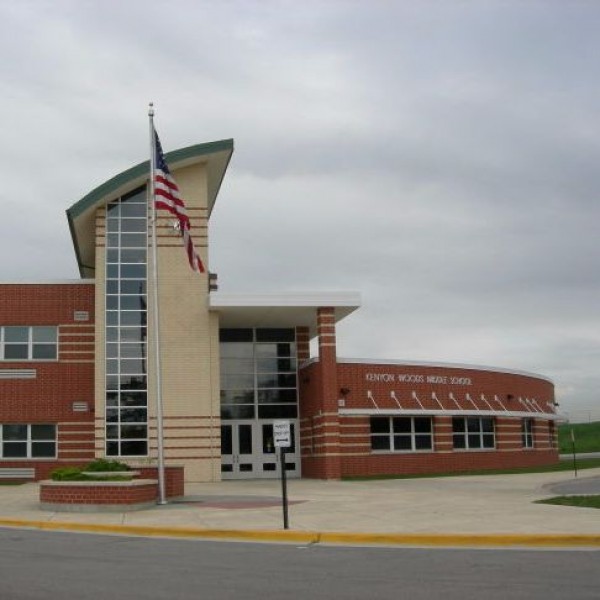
1,518,600,548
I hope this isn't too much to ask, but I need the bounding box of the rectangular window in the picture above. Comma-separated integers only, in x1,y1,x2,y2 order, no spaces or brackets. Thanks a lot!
522,418,534,448
452,417,495,450
0,326,58,361
0,424,57,458
370,416,433,452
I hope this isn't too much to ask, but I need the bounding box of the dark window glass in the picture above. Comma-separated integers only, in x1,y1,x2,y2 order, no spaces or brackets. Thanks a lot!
106,280,119,294
120,375,147,390
106,343,118,358
414,418,432,433
107,264,119,278
106,327,118,342
32,442,56,457
4,327,28,343
370,417,390,434
393,436,412,451
256,328,295,342
121,280,146,295
106,249,119,263
120,295,147,310
220,426,232,455
32,327,56,343
220,405,255,420
481,418,495,433
238,425,252,454
106,359,118,375
3,443,27,457
219,329,253,342
106,409,119,423
120,425,147,439
483,435,495,449
121,264,146,279
392,418,411,433
120,408,147,423
120,249,146,263
221,464,233,473
31,425,55,440
221,358,254,375
119,358,146,373
119,202,146,218
262,424,275,454
257,373,297,388
120,440,147,456
257,389,297,404
257,404,297,419
263,464,276,471
106,311,118,326
106,218,119,232
120,328,146,343
220,390,255,405
221,373,254,389
239,464,253,472
106,425,119,439
119,343,146,359
256,358,297,373
4,345,28,359
468,434,481,449
467,418,480,433
106,392,119,407
219,343,253,358
120,233,146,248
371,436,390,451
255,343,294,358
415,435,432,450
120,219,147,233
452,417,465,433
106,295,119,309
106,233,119,247
453,434,466,449
120,391,147,407
3,425,27,440
106,441,119,455
119,312,146,327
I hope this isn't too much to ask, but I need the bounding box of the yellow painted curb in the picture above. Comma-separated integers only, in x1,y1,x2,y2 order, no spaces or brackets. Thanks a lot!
0,518,599,548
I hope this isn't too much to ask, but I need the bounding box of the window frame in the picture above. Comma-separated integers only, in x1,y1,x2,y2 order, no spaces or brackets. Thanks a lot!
452,416,496,451
522,418,534,449
0,424,57,459
0,326,58,362
370,416,434,453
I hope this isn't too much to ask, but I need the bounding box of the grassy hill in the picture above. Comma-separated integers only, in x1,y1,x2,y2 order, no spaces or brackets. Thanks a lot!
558,421,600,453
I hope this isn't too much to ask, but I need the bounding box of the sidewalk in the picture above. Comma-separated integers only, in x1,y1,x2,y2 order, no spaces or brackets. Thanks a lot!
1,468,600,547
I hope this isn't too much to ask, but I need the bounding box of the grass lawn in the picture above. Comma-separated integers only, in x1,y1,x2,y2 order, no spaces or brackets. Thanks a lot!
536,495,600,509
343,457,600,481
558,421,600,453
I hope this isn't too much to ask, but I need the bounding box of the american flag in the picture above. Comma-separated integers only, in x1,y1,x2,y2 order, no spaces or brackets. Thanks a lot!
153,130,205,273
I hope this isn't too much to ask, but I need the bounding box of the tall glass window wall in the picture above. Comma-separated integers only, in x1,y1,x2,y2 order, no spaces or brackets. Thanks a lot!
220,328,298,420
105,187,148,456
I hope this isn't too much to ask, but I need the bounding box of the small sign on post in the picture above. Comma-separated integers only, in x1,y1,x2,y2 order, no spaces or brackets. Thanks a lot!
273,420,291,529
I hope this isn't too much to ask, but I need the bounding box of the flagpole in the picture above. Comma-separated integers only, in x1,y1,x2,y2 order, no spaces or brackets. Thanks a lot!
148,102,167,505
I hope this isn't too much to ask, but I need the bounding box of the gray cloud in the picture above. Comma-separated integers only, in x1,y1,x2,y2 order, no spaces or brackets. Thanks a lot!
1,1,599,418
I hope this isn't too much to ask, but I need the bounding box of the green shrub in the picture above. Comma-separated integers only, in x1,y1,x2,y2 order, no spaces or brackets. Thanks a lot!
51,467,91,481
84,458,131,472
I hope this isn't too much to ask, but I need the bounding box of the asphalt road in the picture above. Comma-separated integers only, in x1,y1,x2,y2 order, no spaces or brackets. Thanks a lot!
0,528,598,600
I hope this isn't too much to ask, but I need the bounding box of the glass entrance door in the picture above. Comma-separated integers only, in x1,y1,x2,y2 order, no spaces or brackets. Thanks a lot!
221,422,255,479
221,420,301,480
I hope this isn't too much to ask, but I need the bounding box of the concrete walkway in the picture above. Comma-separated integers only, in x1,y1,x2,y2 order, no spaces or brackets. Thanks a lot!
1,468,600,547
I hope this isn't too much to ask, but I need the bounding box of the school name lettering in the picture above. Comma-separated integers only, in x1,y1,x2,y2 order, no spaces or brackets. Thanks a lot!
365,373,472,386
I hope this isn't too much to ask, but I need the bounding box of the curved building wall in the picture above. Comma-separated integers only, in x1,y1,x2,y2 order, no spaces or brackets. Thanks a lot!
299,359,559,478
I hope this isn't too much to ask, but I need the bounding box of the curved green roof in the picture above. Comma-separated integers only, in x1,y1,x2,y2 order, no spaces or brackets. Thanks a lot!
66,139,234,278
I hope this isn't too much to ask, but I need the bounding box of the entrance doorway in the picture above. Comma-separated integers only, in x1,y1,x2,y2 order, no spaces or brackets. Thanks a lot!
220,420,300,479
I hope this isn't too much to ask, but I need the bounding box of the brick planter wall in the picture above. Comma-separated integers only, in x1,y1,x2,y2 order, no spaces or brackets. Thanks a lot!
40,480,158,512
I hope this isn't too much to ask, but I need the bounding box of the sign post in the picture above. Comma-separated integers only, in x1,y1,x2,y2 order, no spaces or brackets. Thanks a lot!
570,428,578,478
273,420,291,530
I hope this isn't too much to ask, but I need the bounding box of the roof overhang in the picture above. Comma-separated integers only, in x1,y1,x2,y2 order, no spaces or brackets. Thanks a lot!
66,139,234,278
209,292,361,337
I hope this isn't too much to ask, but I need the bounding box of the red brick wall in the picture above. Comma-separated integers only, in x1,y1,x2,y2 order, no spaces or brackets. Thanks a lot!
136,466,185,497
299,360,559,479
40,481,158,506
0,283,96,478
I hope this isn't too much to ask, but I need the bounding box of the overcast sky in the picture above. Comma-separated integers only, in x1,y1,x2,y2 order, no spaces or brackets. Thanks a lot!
1,1,599,420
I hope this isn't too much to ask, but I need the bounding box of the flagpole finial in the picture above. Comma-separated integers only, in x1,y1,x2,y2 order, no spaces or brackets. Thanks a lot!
148,102,154,117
